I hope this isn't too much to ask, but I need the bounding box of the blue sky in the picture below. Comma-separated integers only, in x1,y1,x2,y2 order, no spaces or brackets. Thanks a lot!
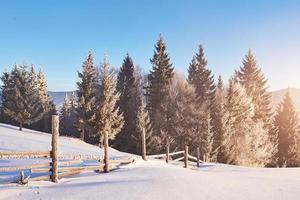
0,0,300,91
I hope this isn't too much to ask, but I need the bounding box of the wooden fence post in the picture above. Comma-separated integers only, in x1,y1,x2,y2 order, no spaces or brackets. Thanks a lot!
51,115,59,183
166,144,170,163
103,131,109,172
197,147,200,168
184,145,188,168
141,128,147,161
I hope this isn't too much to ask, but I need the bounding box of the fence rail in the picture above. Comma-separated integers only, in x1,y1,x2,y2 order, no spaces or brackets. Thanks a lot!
0,115,135,184
148,145,203,169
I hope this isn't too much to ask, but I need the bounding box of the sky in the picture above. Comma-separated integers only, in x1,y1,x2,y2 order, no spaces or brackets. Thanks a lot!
0,0,300,91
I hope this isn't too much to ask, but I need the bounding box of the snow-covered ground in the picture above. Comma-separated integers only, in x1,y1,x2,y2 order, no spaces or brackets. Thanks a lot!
1,123,300,200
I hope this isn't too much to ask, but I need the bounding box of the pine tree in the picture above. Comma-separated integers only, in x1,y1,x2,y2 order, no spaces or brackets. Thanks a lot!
273,91,300,167
34,69,56,132
245,120,277,167
236,50,272,124
4,65,43,131
147,35,174,148
211,76,226,162
114,54,141,153
133,100,153,155
161,74,206,155
94,57,124,146
0,71,10,123
222,79,255,165
187,45,216,107
222,79,276,167
76,52,97,141
60,94,71,136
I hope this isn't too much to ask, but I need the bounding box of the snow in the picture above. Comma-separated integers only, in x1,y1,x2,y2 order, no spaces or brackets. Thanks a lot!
1,123,300,200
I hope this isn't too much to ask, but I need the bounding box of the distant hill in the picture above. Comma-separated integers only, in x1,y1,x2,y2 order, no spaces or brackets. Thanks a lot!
270,88,300,113
45,88,300,113
48,91,75,108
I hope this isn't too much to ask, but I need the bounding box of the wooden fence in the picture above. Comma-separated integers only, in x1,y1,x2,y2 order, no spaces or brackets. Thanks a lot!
147,145,203,168
0,115,134,184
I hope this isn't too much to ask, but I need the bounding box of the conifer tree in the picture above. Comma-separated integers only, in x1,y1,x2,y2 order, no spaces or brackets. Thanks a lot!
236,50,272,124
0,71,10,123
222,79,255,165
76,52,97,141
162,74,206,155
222,79,275,166
133,101,153,155
272,91,300,167
187,45,216,107
4,65,43,131
211,76,226,162
147,35,174,146
35,69,56,132
114,54,141,153
94,57,124,146
60,94,71,135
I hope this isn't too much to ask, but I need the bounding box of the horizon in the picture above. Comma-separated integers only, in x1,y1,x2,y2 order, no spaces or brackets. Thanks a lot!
0,0,300,91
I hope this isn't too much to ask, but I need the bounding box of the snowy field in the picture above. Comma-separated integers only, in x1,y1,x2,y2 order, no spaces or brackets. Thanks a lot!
1,124,300,200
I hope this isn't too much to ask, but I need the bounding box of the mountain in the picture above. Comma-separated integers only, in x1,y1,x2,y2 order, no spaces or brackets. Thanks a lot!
48,91,75,108
270,88,300,113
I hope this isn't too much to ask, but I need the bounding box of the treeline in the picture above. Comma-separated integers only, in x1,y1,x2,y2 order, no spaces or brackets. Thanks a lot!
1,35,299,167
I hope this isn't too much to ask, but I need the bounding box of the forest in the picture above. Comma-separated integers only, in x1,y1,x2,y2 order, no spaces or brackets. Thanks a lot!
1,35,299,168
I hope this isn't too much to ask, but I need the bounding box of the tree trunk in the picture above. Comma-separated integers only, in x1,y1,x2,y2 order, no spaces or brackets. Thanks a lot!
103,131,109,172
166,144,170,163
141,128,147,161
19,123,23,131
80,128,85,141
197,147,200,168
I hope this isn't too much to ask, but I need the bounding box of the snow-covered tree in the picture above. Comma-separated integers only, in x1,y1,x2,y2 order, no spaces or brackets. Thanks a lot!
160,74,207,156
222,79,255,165
222,79,276,167
244,121,277,167
60,94,71,136
76,52,97,141
133,100,153,155
272,91,300,167
211,75,226,162
0,71,10,123
4,65,43,131
60,92,78,138
34,69,56,132
236,50,272,125
94,57,124,146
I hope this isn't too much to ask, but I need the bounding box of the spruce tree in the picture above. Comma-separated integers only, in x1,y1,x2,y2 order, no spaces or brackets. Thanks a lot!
94,57,124,146
273,91,300,167
222,79,275,167
35,69,56,132
162,74,206,156
147,35,174,147
187,45,216,107
76,52,97,141
0,71,10,123
236,50,272,124
133,101,153,155
222,79,254,165
4,65,43,131
211,76,225,162
114,54,141,153
60,94,71,136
